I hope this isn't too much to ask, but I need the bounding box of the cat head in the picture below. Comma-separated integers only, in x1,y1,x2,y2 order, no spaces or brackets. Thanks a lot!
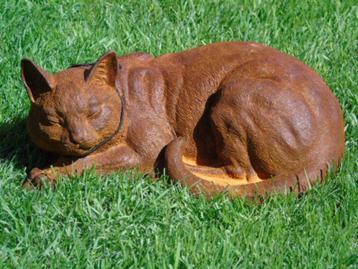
21,51,124,156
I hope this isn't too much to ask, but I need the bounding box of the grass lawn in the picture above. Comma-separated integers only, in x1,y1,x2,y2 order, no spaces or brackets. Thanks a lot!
0,0,357,268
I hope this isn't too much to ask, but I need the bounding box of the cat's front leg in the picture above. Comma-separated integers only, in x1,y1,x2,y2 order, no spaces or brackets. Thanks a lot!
23,143,142,188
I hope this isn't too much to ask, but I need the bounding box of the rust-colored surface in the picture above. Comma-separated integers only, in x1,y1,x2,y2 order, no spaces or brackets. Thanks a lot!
21,42,345,198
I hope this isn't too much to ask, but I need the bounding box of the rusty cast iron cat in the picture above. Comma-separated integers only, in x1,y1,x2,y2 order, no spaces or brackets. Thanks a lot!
21,42,345,198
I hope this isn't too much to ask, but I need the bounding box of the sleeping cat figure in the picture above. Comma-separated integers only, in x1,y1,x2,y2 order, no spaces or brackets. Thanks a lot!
21,42,345,198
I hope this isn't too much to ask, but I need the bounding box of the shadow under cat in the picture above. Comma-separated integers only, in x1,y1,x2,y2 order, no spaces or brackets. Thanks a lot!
0,116,57,176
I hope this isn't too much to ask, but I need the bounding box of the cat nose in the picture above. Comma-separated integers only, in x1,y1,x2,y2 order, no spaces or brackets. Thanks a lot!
69,127,93,147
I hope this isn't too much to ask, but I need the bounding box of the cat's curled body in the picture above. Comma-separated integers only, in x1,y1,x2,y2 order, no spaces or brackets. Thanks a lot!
21,42,345,198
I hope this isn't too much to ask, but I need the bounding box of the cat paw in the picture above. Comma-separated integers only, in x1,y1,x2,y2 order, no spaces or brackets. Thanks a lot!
224,165,246,179
22,168,56,189
246,168,259,182
224,165,258,181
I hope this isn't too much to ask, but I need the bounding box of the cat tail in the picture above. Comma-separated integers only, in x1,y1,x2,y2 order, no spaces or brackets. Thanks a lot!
164,137,330,200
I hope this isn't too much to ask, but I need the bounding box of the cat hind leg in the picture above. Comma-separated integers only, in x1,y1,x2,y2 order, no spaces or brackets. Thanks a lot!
209,94,259,181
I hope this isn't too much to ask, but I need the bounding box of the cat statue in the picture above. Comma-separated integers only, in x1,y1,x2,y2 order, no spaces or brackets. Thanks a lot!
21,42,345,198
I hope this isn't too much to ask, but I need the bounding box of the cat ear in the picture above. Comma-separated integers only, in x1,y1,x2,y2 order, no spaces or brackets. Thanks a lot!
86,51,119,87
21,59,56,103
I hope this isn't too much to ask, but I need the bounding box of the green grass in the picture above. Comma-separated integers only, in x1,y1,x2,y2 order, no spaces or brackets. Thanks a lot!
0,0,357,268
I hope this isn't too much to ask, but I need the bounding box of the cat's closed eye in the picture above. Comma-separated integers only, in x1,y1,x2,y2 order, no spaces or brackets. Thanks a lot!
43,115,61,126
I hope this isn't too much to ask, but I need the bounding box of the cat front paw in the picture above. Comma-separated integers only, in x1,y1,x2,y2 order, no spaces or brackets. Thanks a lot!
23,168,56,189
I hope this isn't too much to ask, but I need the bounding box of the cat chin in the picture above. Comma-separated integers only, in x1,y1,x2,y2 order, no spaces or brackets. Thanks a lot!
56,140,97,156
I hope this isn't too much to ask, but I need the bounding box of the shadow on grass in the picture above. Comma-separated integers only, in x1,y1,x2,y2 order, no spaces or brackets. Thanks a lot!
0,116,57,174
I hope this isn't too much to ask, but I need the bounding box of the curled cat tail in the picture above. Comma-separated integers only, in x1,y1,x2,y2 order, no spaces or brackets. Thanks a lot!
164,137,332,200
